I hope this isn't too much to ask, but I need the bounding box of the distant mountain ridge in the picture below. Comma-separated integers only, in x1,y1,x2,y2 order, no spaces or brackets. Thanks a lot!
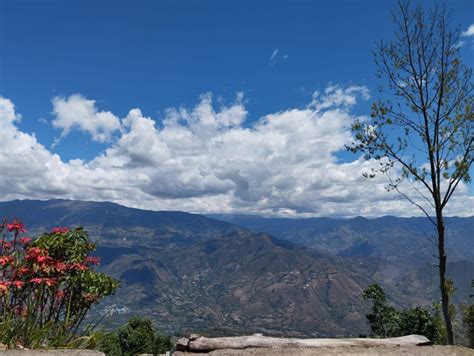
0,199,472,337
206,213,474,264
0,199,375,336
0,199,238,235
207,213,474,306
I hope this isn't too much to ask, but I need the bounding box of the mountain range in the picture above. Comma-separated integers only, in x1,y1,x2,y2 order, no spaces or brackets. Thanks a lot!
0,199,472,337
207,214,474,264
207,213,474,307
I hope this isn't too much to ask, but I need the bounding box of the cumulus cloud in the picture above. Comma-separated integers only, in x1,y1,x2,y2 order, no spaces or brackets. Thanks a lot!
0,98,69,200
0,97,22,123
52,94,121,143
310,85,370,112
462,24,474,37
0,87,472,218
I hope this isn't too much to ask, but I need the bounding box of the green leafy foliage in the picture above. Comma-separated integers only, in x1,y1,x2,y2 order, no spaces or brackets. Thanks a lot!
348,0,473,344
462,304,474,348
97,317,171,355
0,221,119,348
95,332,122,355
362,284,400,337
399,307,440,343
461,282,474,348
363,284,440,343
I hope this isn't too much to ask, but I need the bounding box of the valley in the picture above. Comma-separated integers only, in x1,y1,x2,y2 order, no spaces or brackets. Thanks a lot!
0,199,472,337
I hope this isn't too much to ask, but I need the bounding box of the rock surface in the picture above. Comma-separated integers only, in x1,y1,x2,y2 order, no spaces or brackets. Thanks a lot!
174,346,473,355
176,334,430,352
174,334,474,355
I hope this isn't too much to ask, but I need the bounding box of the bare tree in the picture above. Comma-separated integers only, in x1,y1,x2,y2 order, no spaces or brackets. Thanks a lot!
348,0,473,344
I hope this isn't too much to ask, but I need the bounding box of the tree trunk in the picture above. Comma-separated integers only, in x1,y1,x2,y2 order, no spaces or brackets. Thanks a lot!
436,209,454,345
176,334,431,352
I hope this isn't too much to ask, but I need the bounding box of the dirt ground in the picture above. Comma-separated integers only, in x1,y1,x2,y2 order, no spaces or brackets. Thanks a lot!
174,345,474,355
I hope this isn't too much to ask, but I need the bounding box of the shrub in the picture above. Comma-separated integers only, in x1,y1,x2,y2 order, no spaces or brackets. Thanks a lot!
462,303,474,348
362,284,400,337
362,284,440,343
95,331,122,355
399,306,440,343
97,317,171,355
0,220,119,348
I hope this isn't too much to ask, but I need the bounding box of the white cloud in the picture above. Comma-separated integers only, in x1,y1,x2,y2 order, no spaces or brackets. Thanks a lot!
462,24,474,37
270,49,279,63
0,98,69,199
310,85,370,112
52,94,121,143
269,48,288,65
0,97,21,123
0,87,472,218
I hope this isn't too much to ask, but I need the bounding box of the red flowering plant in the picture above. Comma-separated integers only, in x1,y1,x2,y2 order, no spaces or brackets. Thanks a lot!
0,220,119,348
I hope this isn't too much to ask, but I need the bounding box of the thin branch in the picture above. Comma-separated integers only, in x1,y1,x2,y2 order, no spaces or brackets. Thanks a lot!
394,185,437,227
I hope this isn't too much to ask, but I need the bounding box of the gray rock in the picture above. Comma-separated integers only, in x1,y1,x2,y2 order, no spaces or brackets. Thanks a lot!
0,350,104,355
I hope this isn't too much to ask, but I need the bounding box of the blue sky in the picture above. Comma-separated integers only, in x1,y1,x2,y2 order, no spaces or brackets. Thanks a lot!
0,0,473,217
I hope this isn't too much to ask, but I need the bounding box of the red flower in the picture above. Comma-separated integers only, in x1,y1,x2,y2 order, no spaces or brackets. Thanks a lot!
55,290,65,299
7,220,27,233
84,256,100,265
11,280,24,289
17,266,30,275
25,247,42,259
0,255,14,267
1,241,12,250
51,227,69,234
44,278,57,287
68,263,88,271
30,277,56,286
25,247,50,263
18,237,31,246
54,261,67,271
36,255,53,265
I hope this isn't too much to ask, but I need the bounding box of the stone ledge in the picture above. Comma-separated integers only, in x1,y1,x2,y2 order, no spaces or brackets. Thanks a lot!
174,345,474,355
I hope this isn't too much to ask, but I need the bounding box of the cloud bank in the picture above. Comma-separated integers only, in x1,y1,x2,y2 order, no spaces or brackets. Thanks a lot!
0,86,472,217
